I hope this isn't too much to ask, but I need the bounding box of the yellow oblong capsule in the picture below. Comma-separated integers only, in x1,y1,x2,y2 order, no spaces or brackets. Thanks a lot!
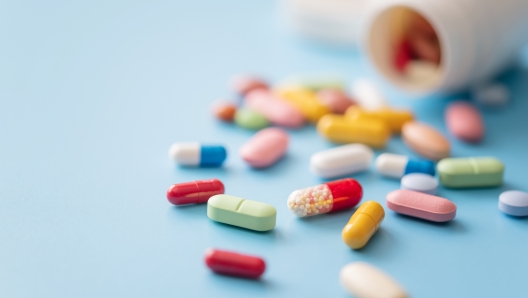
276,88,330,123
317,114,391,148
345,106,414,134
342,201,385,249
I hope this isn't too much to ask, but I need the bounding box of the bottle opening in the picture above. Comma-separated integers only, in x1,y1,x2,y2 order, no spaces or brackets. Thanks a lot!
366,6,444,93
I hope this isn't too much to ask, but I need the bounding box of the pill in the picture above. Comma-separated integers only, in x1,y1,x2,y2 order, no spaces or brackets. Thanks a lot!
240,128,289,168
230,75,268,96
350,79,387,111
408,32,441,64
402,121,450,161
233,107,270,130
445,102,484,143
472,83,509,107
401,173,438,195
168,143,227,167
276,74,345,91
403,61,441,87
166,179,224,205
276,88,331,123
287,178,362,217
437,157,504,188
376,153,436,179
340,262,408,298
317,115,391,148
342,201,384,249
212,102,237,122
207,195,276,231
310,144,373,179
345,106,414,134
317,89,356,114
498,191,528,217
204,248,266,279
394,39,411,72
245,89,305,128
386,189,456,222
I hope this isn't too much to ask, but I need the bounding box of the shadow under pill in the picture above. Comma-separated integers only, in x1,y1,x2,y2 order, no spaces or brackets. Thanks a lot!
392,213,467,232
351,228,397,259
247,154,292,174
167,204,208,219
210,220,279,238
207,272,275,291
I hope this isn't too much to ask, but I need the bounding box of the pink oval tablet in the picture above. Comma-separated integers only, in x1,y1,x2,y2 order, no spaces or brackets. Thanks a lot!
245,89,305,128
445,102,484,143
386,189,456,222
240,128,289,168
402,121,450,161
317,89,356,114
230,75,268,96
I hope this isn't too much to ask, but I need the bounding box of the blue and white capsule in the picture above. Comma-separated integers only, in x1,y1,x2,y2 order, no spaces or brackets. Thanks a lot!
376,153,435,179
169,143,227,167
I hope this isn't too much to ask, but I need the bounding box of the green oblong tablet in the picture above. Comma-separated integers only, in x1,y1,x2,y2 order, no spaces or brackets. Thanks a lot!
234,108,269,130
207,195,276,231
437,157,504,188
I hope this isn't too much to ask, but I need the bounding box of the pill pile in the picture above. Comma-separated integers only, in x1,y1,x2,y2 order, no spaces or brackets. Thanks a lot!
166,73,518,297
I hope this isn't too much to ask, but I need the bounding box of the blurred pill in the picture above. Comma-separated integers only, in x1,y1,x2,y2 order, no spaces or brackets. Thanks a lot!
402,121,450,161
230,75,268,96
445,101,484,143
351,79,387,111
234,107,269,130
212,102,237,122
472,83,509,107
394,39,411,72
403,60,440,86
317,89,356,114
246,89,305,128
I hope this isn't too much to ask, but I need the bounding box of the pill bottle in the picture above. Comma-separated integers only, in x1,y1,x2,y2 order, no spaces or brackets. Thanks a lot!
360,0,528,94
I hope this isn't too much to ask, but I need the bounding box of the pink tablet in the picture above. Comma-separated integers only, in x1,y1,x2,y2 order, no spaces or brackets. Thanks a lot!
386,189,456,222
445,102,484,143
240,128,289,168
245,90,305,128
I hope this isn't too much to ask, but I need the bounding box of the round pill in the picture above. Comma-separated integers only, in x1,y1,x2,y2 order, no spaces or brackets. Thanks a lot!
498,190,528,217
401,173,438,195
212,102,237,122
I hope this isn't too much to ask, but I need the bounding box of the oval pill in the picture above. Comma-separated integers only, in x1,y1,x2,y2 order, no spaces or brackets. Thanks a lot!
386,189,456,222
402,121,450,161
245,89,305,128
240,128,289,168
400,173,438,195
166,179,225,205
310,144,373,178
342,201,384,249
168,143,227,167
207,195,276,231
437,157,504,188
212,102,237,122
445,102,484,143
204,248,266,279
499,191,528,217
340,262,408,298
376,153,436,179
233,107,270,130
317,89,355,114
276,88,331,122
345,106,414,134
230,74,268,96
317,114,391,148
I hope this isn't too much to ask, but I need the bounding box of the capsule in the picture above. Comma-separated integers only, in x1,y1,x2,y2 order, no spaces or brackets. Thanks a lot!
168,143,227,167
287,178,362,217
376,153,436,179
342,201,384,249
437,157,504,188
166,179,224,205
345,106,414,134
310,144,373,179
275,88,331,122
204,248,266,279
317,115,391,148
351,79,387,111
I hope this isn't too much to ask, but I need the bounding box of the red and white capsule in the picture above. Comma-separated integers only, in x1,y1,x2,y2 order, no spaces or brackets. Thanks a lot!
204,249,266,279
287,178,363,217
166,179,224,205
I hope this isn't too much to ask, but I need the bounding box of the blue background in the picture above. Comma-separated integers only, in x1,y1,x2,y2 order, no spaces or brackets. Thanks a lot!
1,1,528,297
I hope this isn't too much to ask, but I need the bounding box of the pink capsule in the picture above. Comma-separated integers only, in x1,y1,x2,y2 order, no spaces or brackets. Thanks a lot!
445,102,484,143
386,190,456,222
230,75,268,96
317,89,356,114
240,128,289,168
245,89,305,128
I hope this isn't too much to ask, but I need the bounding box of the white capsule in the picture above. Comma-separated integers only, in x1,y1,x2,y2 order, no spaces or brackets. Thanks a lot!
310,144,373,178
472,83,509,107
350,78,387,111
340,262,408,298
168,142,227,167
375,153,436,179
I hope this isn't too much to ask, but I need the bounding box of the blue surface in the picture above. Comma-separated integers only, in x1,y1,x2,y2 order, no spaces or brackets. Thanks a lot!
1,1,528,297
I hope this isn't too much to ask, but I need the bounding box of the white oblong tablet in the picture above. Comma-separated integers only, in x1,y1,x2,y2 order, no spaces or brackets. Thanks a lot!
499,190,528,217
340,262,408,298
401,173,438,195
310,144,373,178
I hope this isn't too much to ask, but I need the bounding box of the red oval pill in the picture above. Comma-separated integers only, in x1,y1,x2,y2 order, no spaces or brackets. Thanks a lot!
445,102,484,143
204,249,266,279
166,179,224,205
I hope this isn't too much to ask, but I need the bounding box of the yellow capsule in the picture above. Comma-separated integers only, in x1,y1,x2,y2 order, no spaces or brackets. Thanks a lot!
276,88,330,123
317,114,391,148
342,201,385,249
345,106,414,134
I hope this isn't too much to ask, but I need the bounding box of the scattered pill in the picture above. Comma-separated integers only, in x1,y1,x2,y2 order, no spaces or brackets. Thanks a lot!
351,79,387,111
402,121,450,161
276,88,331,123
204,248,266,279
233,107,270,130
386,189,456,222
310,144,373,178
437,157,504,188
394,39,411,72
317,115,391,148
472,83,509,107
403,60,441,87
445,102,484,143
287,178,363,217
168,143,227,167
166,179,225,205
212,102,237,122
345,106,414,134
401,173,438,195
376,153,436,179
240,128,289,168
317,89,356,114
340,262,408,298
245,89,305,128
498,191,528,217
230,75,268,96
342,201,384,249
207,194,276,231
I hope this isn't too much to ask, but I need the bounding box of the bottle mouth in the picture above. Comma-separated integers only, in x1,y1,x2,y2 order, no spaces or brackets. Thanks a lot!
366,6,445,94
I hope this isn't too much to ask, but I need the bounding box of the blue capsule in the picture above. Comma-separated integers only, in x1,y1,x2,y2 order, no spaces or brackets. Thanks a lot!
169,143,227,167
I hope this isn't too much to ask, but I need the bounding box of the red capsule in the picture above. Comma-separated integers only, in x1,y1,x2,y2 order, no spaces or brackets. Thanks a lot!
166,179,224,205
204,249,266,279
